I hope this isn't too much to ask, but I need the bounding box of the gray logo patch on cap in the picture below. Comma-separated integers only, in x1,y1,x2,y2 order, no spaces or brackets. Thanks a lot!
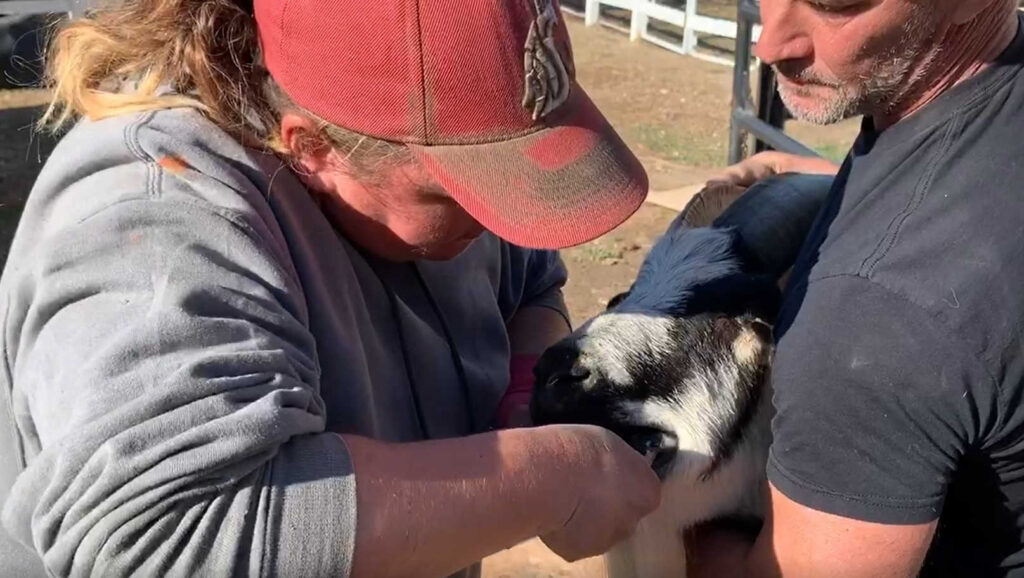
522,0,571,120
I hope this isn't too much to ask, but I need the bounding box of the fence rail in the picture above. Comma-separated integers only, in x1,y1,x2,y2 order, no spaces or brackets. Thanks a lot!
570,0,761,64
563,0,813,164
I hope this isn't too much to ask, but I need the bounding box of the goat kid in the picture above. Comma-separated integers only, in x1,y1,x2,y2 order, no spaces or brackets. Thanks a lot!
530,173,834,577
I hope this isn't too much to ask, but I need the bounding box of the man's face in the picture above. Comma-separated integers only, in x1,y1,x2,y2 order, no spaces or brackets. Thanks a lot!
755,0,945,125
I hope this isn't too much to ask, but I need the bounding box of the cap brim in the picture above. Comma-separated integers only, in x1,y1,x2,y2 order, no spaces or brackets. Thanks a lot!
409,85,648,250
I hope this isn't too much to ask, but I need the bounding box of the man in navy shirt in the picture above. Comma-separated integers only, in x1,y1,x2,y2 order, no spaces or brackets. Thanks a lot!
689,1,1024,576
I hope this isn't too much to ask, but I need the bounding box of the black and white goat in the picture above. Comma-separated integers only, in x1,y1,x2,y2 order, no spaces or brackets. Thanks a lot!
530,173,834,577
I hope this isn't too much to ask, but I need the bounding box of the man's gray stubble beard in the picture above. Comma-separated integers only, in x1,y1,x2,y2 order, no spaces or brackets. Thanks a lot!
774,10,940,126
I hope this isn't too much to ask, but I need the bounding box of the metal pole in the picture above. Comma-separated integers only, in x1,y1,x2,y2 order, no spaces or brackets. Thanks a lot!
727,0,821,163
754,61,787,154
728,0,755,164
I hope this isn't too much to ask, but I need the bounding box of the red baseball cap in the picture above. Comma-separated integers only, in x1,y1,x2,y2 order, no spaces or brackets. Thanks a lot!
253,0,648,249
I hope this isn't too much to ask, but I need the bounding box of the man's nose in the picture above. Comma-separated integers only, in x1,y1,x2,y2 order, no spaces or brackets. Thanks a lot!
754,0,814,65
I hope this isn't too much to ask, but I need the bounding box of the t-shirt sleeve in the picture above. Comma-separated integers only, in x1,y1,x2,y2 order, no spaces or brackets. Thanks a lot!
2,195,356,576
499,245,570,326
767,274,996,524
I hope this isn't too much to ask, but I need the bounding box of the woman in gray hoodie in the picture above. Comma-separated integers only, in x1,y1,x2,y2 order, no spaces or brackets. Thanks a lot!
0,1,662,576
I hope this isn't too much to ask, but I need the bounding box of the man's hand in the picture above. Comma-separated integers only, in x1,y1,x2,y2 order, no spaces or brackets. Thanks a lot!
707,151,841,189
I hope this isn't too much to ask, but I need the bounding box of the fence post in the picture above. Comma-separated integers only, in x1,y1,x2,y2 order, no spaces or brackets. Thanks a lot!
682,0,698,53
584,0,600,26
629,0,647,41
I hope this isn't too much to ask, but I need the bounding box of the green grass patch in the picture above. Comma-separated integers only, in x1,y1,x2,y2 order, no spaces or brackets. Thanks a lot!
812,142,851,164
627,123,726,168
576,244,625,262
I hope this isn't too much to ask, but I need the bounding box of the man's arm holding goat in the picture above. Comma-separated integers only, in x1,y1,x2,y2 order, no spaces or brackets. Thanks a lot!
526,168,962,578
684,203,985,578
685,484,938,578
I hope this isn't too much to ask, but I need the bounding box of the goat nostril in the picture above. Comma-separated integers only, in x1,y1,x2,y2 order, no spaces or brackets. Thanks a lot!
543,364,591,389
570,365,590,379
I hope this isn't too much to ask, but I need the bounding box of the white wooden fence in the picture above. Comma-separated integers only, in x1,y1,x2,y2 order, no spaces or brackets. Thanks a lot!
562,0,761,66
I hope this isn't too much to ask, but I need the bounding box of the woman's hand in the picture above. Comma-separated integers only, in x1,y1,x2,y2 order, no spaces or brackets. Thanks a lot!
539,424,662,562
706,151,841,189
346,423,661,577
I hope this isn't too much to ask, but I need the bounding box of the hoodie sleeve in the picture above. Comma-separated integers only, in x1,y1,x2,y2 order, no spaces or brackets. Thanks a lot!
1,190,357,577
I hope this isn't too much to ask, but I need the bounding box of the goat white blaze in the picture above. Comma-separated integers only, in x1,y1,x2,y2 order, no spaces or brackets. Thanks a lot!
576,312,675,388
619,354,743,477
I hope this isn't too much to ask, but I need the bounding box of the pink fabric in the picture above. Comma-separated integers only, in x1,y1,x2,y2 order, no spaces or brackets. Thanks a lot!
495,354,540,429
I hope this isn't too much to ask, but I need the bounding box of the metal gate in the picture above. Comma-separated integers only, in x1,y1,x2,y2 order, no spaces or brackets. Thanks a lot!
727,0,820,164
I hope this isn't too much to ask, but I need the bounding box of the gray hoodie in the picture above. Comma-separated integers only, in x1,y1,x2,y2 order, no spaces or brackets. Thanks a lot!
0,108,569,577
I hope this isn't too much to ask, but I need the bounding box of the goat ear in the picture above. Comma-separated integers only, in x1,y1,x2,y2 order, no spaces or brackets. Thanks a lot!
606,291,629,310
749,317,774,344
731,317,774,368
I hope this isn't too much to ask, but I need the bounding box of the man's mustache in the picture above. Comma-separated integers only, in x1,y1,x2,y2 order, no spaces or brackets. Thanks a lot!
773,62,842,88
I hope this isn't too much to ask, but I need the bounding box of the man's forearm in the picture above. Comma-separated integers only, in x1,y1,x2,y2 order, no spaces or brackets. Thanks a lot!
344,426,582,578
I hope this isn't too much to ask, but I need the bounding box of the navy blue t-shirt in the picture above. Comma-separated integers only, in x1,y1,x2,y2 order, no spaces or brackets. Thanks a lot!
769,13,1024,576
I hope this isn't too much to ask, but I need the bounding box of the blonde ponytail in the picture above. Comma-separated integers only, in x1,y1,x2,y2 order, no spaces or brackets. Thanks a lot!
39,0,411,175
41,0,277,146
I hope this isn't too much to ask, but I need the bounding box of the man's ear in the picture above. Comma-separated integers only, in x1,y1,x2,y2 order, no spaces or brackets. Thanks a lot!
280,112,336,174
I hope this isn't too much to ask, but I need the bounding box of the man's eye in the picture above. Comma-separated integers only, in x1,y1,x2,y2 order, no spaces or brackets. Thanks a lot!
806,1,863,14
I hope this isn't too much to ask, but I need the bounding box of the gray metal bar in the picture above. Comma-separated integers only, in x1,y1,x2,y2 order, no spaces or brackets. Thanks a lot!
755,58,787,154
728,0,822,163
737,0,760,24
728,0,757,164
732,109,820,158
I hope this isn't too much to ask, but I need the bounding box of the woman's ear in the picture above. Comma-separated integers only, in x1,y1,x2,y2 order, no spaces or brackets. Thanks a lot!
280,112,335,174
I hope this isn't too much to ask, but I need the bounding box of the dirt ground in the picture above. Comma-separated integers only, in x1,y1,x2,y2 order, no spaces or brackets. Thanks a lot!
0,9,859,577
